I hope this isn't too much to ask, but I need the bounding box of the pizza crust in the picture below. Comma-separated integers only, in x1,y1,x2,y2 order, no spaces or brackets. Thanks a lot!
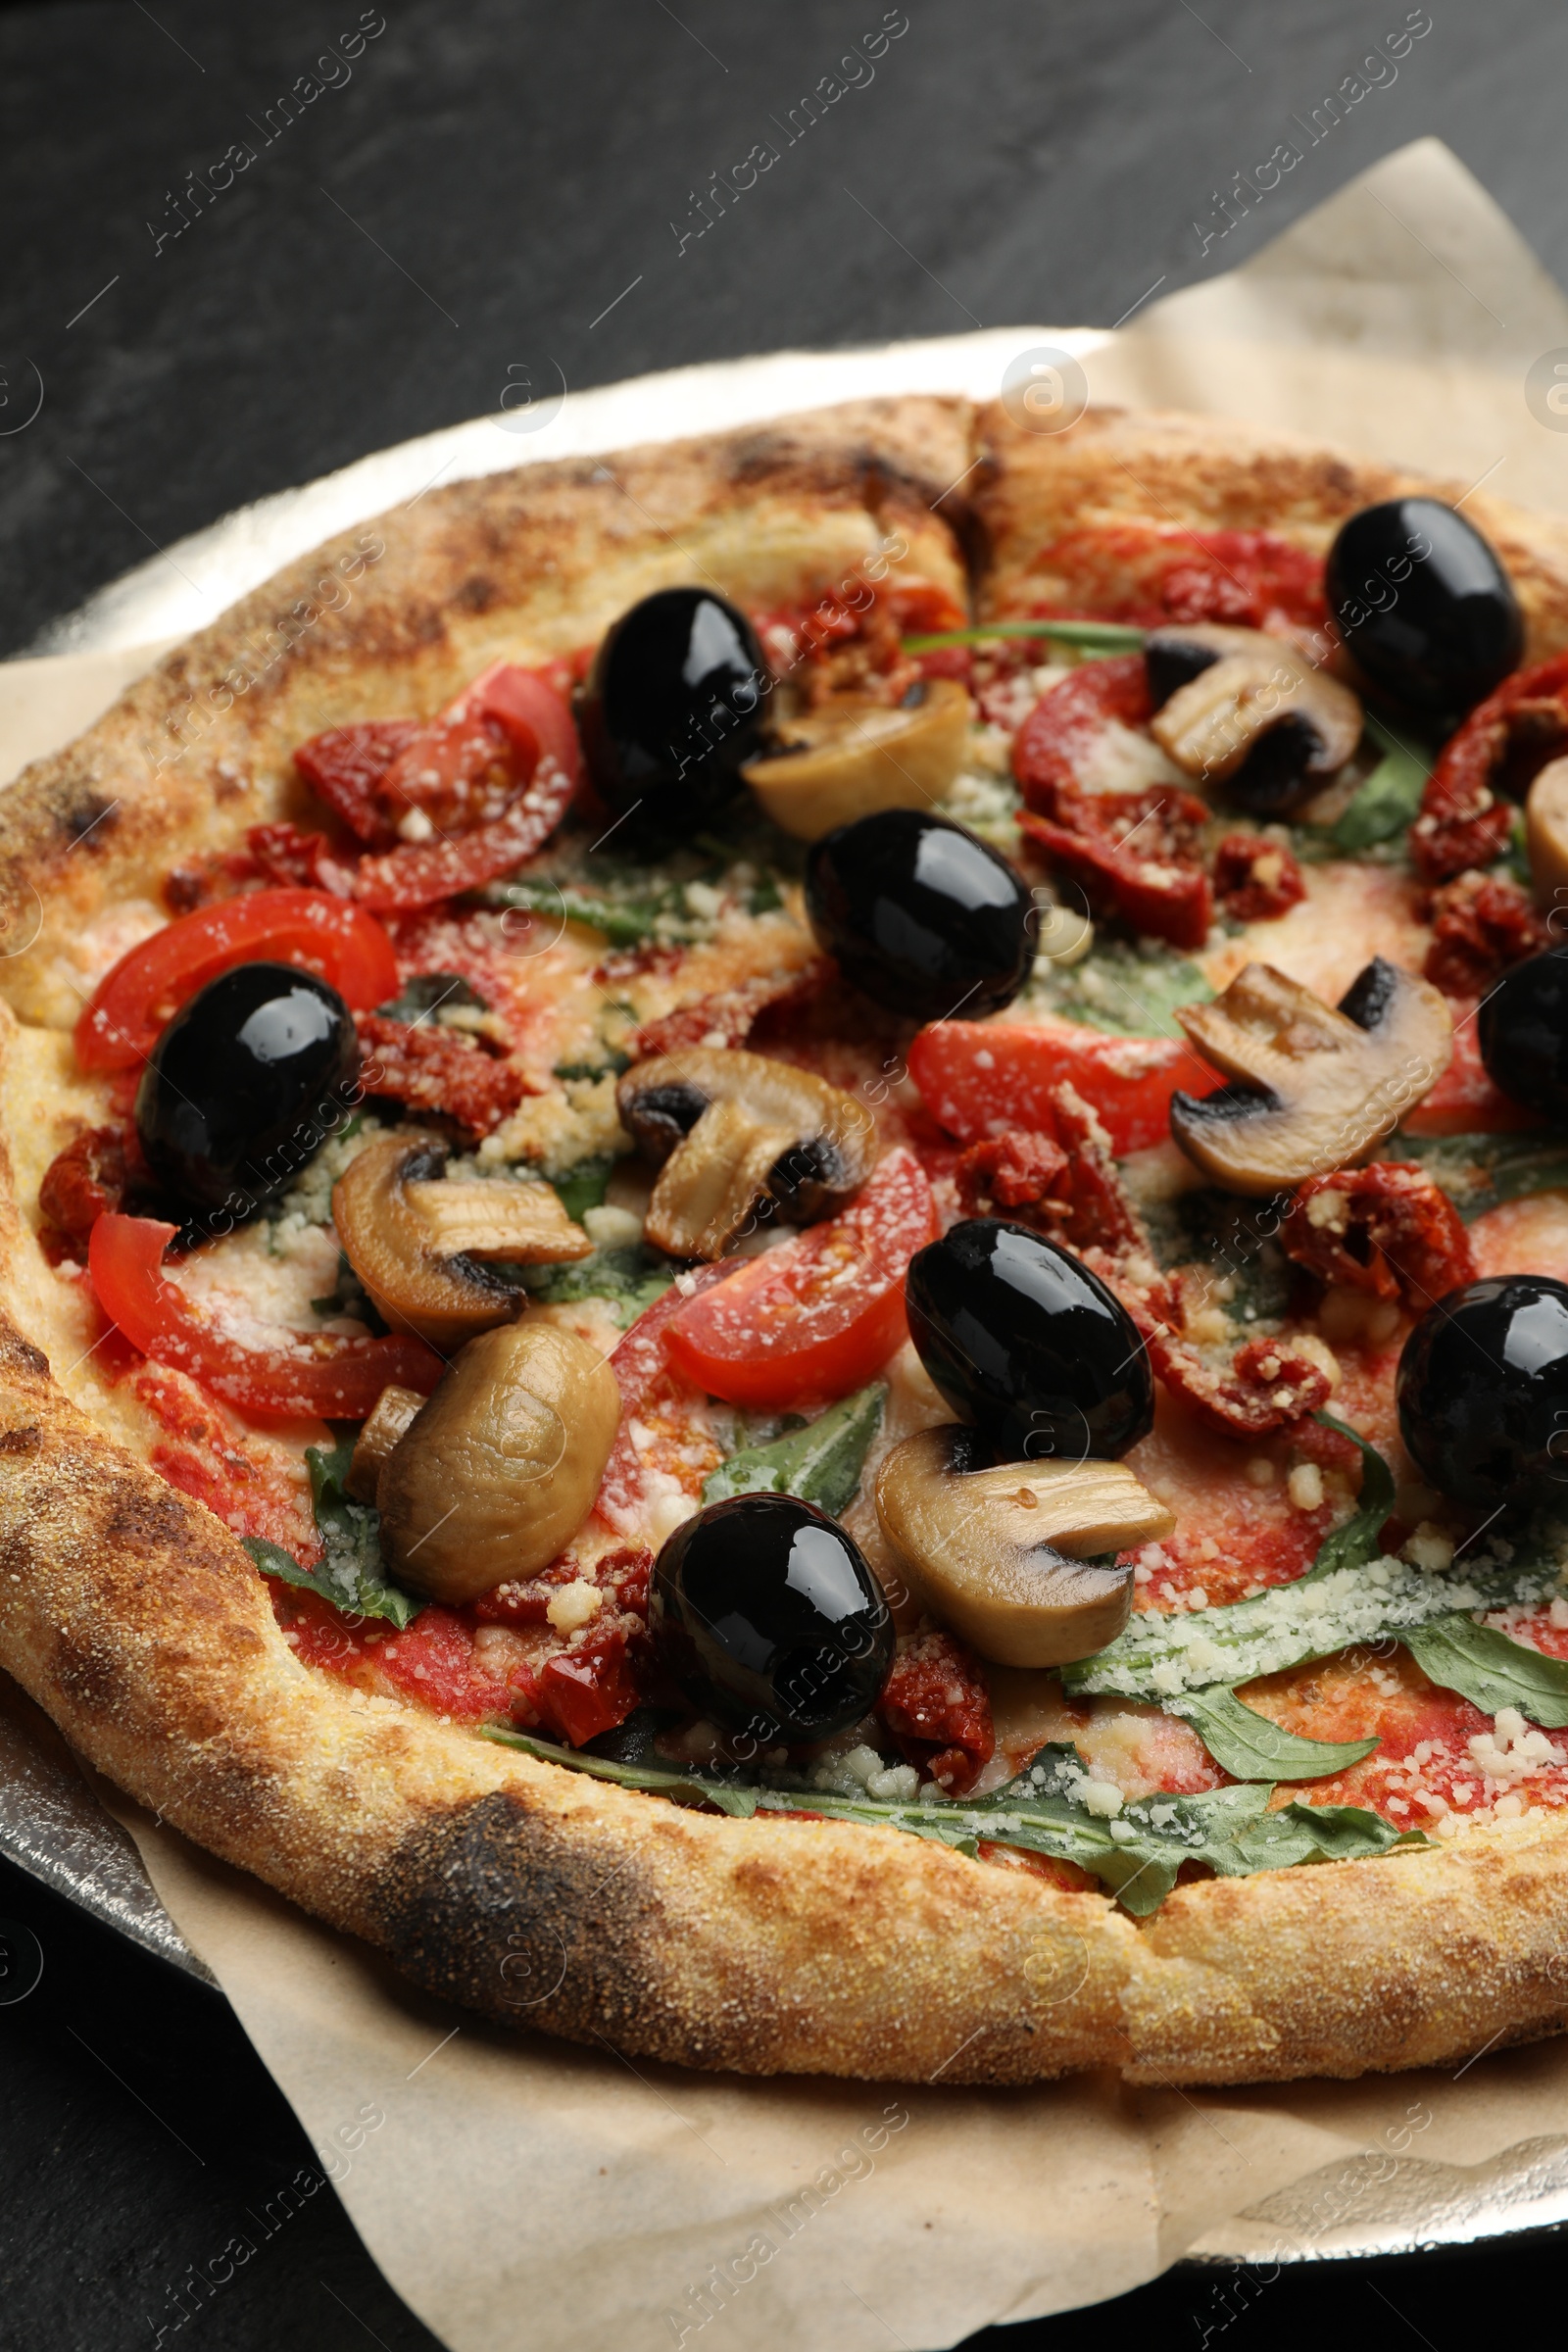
5,396,1568,2083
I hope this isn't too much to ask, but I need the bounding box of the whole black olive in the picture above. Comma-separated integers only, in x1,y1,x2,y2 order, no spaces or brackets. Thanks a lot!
650,1493,893,1744
905,1219,1153,1463
135,961,359,1215
1326,497,1523,715
1397,1275,1568,1510
1479,944,1568,1125
577,587,769,836
805,808,1034,1023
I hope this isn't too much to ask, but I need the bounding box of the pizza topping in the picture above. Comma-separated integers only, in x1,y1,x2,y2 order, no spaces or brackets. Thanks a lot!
1422,868,1547,998
1409,651,1568,885
1010,652,1153,808
578,588,770,839
907,1013,1216,1157
618,1046,876,1261
1282,1162,1476,1308
741,678,970,841
354,1010,528,1139
905,1219,1153,1465
649,1493,894,1743
75,888,399,1075
874,1423,1171,1667
630,960,830,1059
1397,1274,1568,1510
38,1125,132,1253
1025,523,1327,634
1526,756,1568,909
1147,625,1362,817
88,1212,441,1419
1170,957,1454,1197
345,1382,425,1503
662,1147,937,1410
134,964,359,1215
1479,943,1568,1122
954,1128,1069,1222
1019,785,1213,952
332,1135,591,1350
376,1322,621,1604
803,807,1034,1022
1326,498,1523,716
873,1627,994,1793
1212,831,1307,923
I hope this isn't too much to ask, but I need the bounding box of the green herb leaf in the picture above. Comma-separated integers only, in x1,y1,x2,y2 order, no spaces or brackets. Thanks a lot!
1387,1132,1568,1221
517,1242,673,1328
901,619,1147,654
375,971,488,1022
246,1438,424,1627
1024,935,1212,1041
1331,719,1431,853
481,1727,762,1816
1304,1413,1396,1583
550,1155,616,1222
1402,1614,1568,1728
702,1384,886,1516
488,879,665,947
1170,1685,1380,1780
1228,1801,1427,1873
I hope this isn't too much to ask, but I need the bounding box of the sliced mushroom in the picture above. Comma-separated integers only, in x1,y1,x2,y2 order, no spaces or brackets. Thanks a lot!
740,679,971,841
346,1383,426,1505
1527,755,1568,910
1147,625,1362,816
333,1134,592,1350
377,1322,621,1603
873,1424,1174,1667
618,1047,877,1259
1170,956,1453,1197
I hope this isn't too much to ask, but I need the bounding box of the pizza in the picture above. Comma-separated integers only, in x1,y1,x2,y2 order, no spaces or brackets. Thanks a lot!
6,395,1568,2087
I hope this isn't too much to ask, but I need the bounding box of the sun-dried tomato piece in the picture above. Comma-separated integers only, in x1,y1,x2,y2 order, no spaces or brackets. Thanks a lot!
1042,1082,1152,1260
631,960,831,1060
1410,652,1568,886
875,1627,995,1795
238,820,357,895
1025,524,1327,632
355,1012,529,1138
1282,1161,1477,1308
1422,868,1548,997
1213,831,1307,922
472,1544,654,1627
294,720,419,848
954,1128,1069,1220
1011,655,1153,812
532,1615,647,1747
39,1125,130,1252
1139,1322,1335,1441
1020,784,1213,950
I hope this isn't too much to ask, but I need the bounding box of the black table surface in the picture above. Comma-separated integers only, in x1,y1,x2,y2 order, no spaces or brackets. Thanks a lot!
5,4,1568,2344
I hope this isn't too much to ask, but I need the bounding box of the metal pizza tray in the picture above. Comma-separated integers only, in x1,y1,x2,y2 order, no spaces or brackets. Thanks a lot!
7,332,1568,2265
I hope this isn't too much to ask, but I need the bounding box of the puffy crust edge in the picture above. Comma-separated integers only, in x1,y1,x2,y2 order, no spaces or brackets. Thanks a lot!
1,401,1568,2080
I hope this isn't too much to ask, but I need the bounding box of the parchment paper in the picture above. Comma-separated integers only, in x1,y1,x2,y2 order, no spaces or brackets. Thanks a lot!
11,136,1568,2352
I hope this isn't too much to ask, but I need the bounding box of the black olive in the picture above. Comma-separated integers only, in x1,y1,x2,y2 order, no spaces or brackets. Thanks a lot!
135,961,359,1215
805,808,1034,1024
577,587,769,836
1479,945,1568,1124
1326,497,1523,715
1397,1275,1568,1510
650,1494,893,1743
905,1219,1153,1463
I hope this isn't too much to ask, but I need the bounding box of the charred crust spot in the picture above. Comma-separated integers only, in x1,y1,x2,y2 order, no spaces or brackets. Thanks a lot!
61,794,119,848
104,1478,203,1552
0,1426,41,1454
52,1626,130,1717
454,575,500,614
372,1789,671,2040
5,1340,48,1380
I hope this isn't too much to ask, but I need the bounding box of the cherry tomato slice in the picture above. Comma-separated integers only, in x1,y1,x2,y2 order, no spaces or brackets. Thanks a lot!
663,1150,938,1411
75,889,400,1075
89,1214,442,1421
906,1015,1219,1157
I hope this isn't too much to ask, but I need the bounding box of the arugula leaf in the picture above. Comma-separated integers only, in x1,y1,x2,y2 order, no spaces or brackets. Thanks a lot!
1025,935,1212,1042
901,619,1147,654
517,1242,673,1328
245,1437,424,1628
482,1726,762,1816
1402,1614,1568,1728
1171,1685,1379,1780
375,971,488,1023
1387,1132,1568,1221
550,1155,616,1222
1305,1413,1397,1583
1228,1801,1428,1874
1331,718,1431,853
489,879,665,947
702,1384,886,1515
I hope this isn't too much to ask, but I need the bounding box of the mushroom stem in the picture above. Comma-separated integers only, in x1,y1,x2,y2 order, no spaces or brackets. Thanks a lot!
647,1098,801,1259
346,1383,425,1504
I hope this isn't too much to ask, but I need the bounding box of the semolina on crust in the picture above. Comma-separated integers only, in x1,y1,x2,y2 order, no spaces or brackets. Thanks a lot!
3,399,1568,2083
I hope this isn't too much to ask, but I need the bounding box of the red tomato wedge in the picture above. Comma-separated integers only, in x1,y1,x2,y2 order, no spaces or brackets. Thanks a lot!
89,1214,442,1421
75,890,400,1075
663,1150,938,1411
906,1015,1219,1157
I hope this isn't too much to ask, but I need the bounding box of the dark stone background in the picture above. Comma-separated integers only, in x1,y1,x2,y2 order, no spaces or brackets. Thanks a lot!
4,1,1568,2343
